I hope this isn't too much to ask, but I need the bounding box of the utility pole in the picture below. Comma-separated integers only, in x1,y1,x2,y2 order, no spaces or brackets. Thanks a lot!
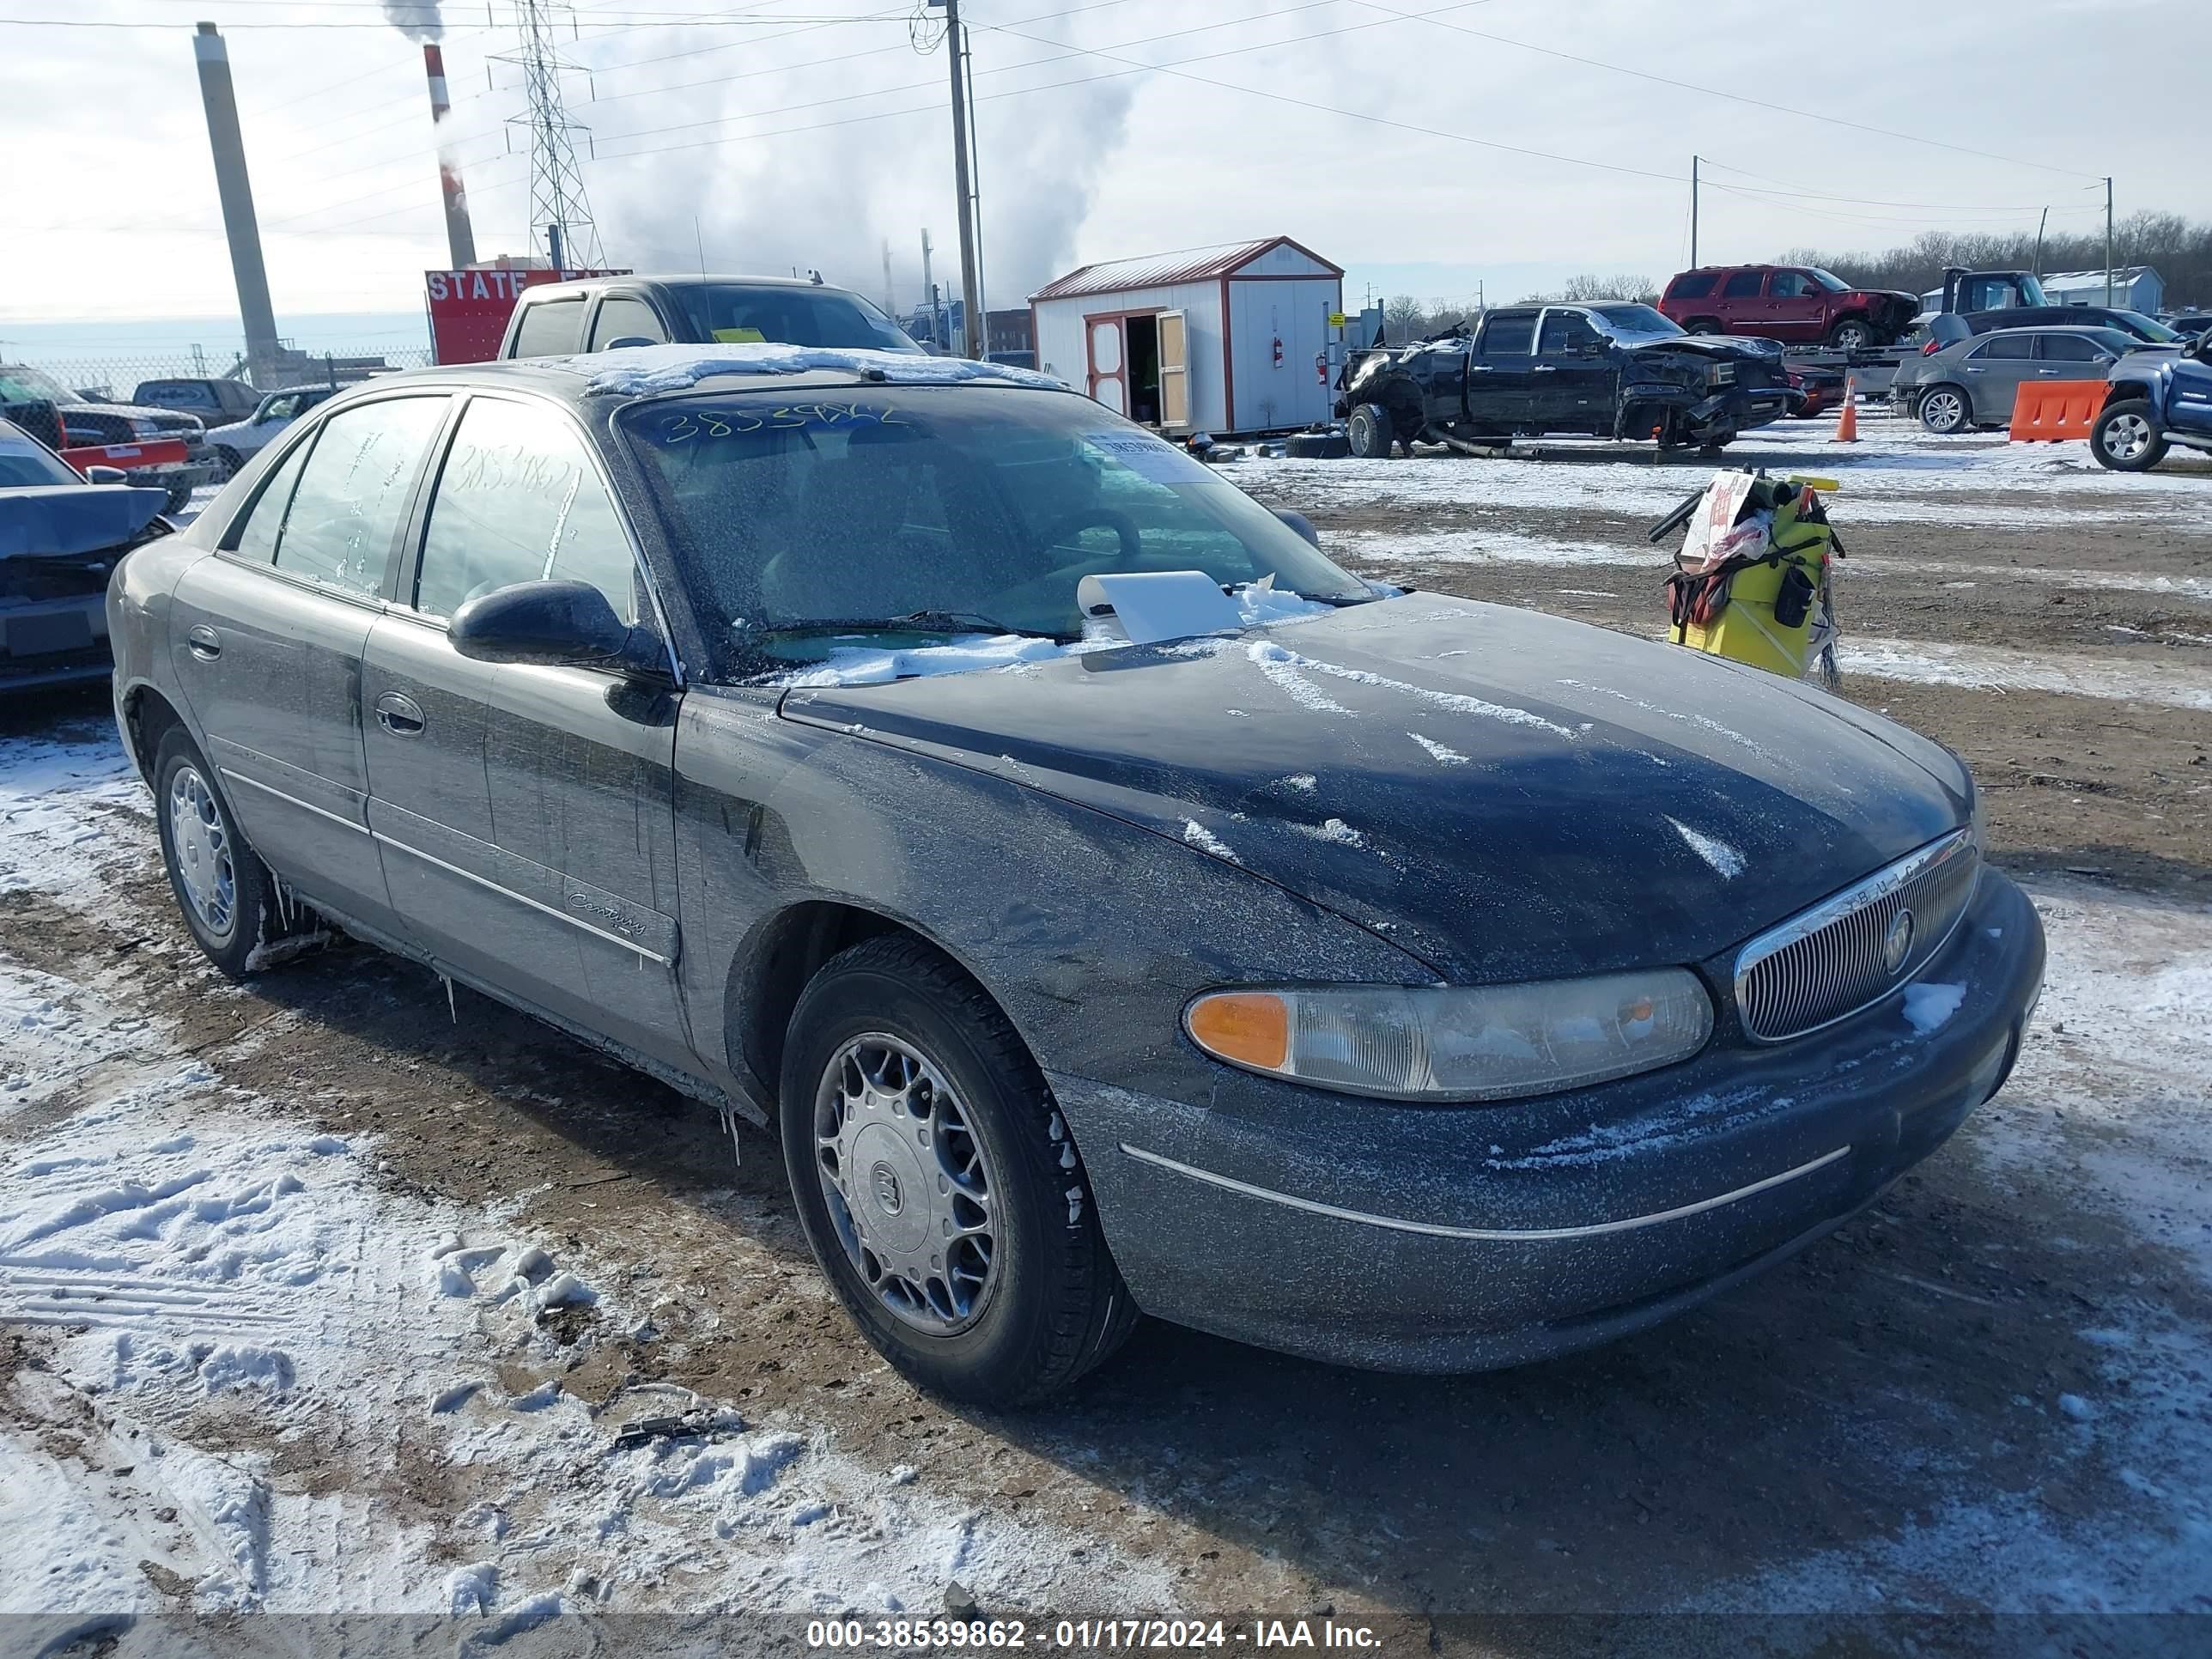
920,229,933,348
963,23,989,358
1690,155,1699,268
2034,207,2048,277
881,238,896,319
2104,177,2114,307
930,0,984,358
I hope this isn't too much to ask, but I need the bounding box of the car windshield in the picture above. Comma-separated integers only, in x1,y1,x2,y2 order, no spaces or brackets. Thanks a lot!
2111,309,2183,343
1807,269,1852,292
0,366,72,404
1590,304,1682,337
0,426,79,488
674,284,922,354
620,385,1375,677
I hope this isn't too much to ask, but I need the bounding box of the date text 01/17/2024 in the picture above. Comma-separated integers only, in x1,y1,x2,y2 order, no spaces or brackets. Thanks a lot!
803,1619,1385,1650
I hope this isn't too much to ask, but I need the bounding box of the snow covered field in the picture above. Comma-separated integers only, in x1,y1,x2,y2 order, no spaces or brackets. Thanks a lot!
4,410,2210,1651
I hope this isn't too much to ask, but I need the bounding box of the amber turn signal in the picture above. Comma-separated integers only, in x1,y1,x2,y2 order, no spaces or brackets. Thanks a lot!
1185,992,1291,1071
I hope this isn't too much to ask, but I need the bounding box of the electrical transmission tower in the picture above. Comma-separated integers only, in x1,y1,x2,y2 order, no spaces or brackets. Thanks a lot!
498,0,602,270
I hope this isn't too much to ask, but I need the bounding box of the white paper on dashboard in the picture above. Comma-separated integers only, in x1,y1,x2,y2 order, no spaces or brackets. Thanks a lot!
1075,570,1242,646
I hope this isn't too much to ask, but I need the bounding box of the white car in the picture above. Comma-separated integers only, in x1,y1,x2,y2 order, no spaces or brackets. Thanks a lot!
205,386,340,475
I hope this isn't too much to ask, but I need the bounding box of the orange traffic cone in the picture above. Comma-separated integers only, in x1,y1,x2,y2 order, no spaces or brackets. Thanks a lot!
1832,375,1859,443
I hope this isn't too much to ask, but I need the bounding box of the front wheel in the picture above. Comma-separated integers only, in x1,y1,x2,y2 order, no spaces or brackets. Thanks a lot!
213,447,243,482
1827,317,1875,352
780,935,1136,1407
2090,398,2167,471
1346,403,1395,459
1918,384,1972,434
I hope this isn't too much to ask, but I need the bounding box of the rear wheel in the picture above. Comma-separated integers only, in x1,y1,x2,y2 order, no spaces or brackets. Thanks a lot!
213,447,243,481
1827,317,1875,352
1918,384,1972,434
152,729,301,979
2091,399,2167,471
1685,319,1723,336
1346,403,1395,459
780,935,1136,1406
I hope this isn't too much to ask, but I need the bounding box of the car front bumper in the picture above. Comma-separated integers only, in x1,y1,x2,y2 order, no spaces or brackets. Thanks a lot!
1054,868,2045,1372
2,593,112,692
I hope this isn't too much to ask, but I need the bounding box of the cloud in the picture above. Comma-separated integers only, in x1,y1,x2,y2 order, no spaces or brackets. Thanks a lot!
381,2,441,45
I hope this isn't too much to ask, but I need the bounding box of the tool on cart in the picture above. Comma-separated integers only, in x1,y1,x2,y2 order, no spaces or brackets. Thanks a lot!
1650,467,1844,689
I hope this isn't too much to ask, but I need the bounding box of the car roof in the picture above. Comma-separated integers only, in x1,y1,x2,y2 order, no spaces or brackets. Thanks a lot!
306,345,1066,410
519,273,862,300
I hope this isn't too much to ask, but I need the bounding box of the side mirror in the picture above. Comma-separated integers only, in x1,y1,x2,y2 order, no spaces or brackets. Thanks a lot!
448,579,650,673
604,336,659,350
83,465,130,484
1272,508,1322,549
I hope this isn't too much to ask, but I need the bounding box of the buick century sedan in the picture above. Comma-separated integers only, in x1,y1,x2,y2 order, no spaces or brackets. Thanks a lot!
109,346,2046,1404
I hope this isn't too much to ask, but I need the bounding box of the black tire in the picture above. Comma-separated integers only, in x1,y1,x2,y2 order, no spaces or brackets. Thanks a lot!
2090,398,2168,472
779,934,1137,1407
1346,403,1395,459
213,447,243,481
152,728,299,979
1685,319,1722,336
1917,383,1972,435
1827,316,1875,352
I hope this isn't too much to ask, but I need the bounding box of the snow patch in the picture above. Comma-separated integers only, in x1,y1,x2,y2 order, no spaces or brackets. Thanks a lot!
1181,820,1238,863
1666,817,1745,879
572,342,1066,397
1902,981,1968,1036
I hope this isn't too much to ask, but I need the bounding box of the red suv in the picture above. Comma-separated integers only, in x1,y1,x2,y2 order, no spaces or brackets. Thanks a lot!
1659,265,1922,352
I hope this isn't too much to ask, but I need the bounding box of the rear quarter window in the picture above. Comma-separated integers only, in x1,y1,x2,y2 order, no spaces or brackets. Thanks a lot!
1668,273,1717,300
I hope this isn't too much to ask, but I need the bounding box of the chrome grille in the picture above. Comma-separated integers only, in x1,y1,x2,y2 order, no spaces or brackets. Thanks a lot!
1734,829,1980,1043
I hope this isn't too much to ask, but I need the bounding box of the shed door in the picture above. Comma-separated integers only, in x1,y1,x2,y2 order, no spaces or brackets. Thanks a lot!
1156,310,1190,429
1086,317,1126,415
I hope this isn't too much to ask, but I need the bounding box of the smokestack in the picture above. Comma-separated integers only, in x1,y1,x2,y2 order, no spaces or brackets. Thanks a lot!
192,23,282,378
422,42,477,269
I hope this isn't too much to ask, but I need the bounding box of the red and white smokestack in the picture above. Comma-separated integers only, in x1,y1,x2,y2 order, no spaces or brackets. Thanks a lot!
423,42,477,269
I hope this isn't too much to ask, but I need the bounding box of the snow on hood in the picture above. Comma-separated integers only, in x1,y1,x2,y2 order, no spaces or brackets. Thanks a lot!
571,343,1069,398
765,581,1339,688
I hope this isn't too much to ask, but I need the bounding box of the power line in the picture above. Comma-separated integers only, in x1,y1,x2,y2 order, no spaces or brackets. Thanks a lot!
1349,0,2101,181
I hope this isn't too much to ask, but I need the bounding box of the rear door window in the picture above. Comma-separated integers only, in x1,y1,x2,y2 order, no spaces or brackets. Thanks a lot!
588,296,669,350
267,397,450,596
2037,333,2106,363
1722,270,1765,299
1478,313,1536,356
412,397,636,623
509,297,590,359
1973,335,2034,361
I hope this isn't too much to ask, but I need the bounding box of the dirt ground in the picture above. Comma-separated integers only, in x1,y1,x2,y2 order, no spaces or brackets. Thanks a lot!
3,412,2209,1653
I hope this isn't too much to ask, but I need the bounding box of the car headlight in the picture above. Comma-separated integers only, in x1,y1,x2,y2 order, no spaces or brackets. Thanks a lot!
127,416,163,437
1184,969,1714,1103
1708,363,1735,386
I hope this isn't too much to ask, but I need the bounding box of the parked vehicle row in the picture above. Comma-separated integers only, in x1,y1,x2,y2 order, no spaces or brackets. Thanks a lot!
1890,325,2142,434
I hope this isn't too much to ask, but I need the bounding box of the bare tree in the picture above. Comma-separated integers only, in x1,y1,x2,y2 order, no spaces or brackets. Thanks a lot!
1776,210,2210,307
1382,294,1426,345
1517,273,1660,305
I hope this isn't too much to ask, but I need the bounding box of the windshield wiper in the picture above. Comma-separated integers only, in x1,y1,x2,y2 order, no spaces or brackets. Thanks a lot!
756,610,1075,641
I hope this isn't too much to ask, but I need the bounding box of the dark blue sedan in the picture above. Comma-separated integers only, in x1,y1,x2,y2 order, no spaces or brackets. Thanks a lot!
106,347,2046,1404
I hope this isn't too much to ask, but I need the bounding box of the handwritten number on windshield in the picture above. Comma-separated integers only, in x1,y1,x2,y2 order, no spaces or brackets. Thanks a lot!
659,402,909,444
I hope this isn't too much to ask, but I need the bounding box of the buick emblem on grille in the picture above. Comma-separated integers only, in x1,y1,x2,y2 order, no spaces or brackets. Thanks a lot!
1883,908,1916,975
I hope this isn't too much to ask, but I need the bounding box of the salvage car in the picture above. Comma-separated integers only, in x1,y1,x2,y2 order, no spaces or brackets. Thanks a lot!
205,385,341,477
131,376,264,424
498,273,921,361
1893,325,2144,434
3,417,169,691
109,345,2046,1404
2091,330,2212,471
1660,265,1922,351
1340,303,1790,455
0,364,210,510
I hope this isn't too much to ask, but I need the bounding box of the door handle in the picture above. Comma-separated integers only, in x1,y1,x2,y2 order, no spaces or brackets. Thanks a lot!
1532,365,1558,374
374,690,425,737
185,624,221,662
2036,368,2057,375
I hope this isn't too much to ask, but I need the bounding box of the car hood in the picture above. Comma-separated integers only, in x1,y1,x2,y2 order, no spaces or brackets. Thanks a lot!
207,417,258,443
0,483,170,560
1626,335,1781,362
778,598,1970,981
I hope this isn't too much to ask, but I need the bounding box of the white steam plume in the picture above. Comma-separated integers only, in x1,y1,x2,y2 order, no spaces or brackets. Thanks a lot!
382,1,441,42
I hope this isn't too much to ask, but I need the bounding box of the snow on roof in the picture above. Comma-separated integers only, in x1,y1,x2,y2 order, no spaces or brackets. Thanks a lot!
2041,266,2158,286
562,343,1068,397
1029,237,1342,302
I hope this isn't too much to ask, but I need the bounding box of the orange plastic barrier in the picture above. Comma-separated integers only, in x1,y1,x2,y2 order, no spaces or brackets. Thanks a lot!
2008,380,2105,442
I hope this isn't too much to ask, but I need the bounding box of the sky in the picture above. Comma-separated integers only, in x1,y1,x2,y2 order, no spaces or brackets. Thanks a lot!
1,0,2205,361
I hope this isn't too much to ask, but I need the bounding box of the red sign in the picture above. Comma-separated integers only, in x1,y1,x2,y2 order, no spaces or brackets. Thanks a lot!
424,267,630,365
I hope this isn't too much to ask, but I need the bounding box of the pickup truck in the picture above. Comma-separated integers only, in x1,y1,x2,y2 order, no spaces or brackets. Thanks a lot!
2092,331,2212,471
1338,302,1790,456
0,365,212,510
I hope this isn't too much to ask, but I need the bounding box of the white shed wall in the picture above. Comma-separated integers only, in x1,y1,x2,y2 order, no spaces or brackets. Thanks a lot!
1031,279,1229,432
1234,242,1337,279
1225,275,1341,431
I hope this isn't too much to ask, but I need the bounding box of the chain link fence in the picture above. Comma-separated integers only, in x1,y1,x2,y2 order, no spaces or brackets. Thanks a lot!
9,347,434,404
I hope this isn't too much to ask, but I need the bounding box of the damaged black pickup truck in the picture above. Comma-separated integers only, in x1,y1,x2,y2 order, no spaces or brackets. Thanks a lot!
1338,303,1791,457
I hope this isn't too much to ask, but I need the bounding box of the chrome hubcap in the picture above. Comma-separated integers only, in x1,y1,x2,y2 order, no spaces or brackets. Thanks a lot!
2105,413,2152,459
1925,392,1963,429
814,1034,998,1335
168,765,236,941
